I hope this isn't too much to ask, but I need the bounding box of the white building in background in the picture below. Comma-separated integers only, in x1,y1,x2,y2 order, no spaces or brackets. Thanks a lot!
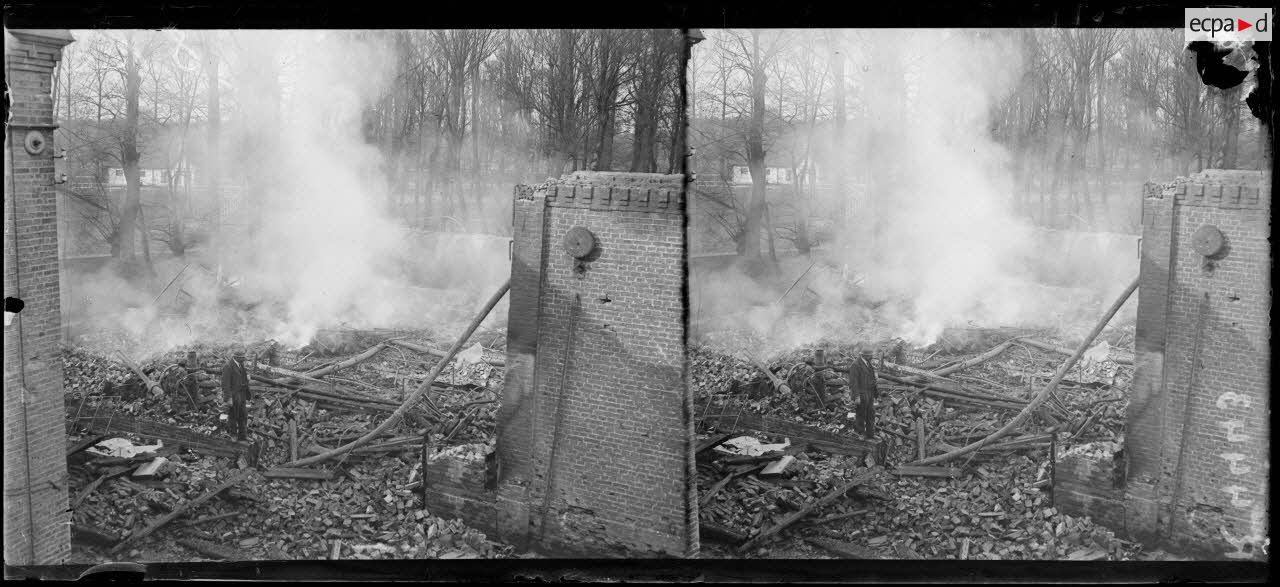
730,165,796,185
106,166,197,187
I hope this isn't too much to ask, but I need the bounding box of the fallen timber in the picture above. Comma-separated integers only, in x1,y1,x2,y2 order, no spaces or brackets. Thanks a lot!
747,355,792,395
737,470,875,553
1019,338,1134,365
177,537,237,560
926,339,1020,377
300,342,390,379
701,463,767,507
387,338,506,368
700,522,748,545
67,434,109,457
117,352,165,398
72,466,131,508
199,371,458,416
697,403,885,462
878,373,1030,411
910,276,1139,466
283,280,509,468
72,524,122,547
805,537,883,559
66,403,251,459
111,469,257,553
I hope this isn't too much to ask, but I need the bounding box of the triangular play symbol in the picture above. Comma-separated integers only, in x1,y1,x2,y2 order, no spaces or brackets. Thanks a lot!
1239,19,1253,31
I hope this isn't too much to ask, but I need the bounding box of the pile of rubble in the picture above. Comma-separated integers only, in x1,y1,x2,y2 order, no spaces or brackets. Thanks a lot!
63,329,512,563
691,324,1144,560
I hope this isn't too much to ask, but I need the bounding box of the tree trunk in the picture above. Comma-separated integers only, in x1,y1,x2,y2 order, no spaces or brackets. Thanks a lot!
1221,87,1242,169
1096,57,1108,231
470,59,482,187
117,35,143,271
631,31,671,173
830,37,847,228
205,34,221,243
742,29,769,260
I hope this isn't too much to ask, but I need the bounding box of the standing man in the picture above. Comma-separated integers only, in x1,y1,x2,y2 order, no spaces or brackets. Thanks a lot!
222,351,251,441
847,349,878,437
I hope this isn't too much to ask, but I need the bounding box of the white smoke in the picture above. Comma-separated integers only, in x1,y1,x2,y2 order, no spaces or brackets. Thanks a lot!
692,30,1137,352
852,30,1031,344
69,30,510,359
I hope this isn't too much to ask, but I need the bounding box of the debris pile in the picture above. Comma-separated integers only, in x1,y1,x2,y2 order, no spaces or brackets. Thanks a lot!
63,326,512,563
691,319,1144,560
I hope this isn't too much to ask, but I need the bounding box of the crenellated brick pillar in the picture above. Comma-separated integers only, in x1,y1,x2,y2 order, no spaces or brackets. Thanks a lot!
1124,170,1270,560
422,172,695,557
1058,170,1270,561
516,172,693,557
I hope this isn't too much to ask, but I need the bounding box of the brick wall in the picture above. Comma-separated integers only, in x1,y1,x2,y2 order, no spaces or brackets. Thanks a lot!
4,29,76,566
1055,441,1127,530
466,171,695,557
421,445,507,539
1120,170,1270,559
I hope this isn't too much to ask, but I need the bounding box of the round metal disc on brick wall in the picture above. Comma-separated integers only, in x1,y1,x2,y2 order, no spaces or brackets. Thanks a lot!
24,130,47,155
563,226,596,258
1191,225,1225,257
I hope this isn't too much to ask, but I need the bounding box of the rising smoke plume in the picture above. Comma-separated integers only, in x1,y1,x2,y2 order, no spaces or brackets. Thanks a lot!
73,31,510,358
693,30,1138,353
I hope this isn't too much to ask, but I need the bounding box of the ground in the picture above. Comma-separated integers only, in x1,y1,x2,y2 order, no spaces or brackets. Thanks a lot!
63,327,514,563
690,321,1157,561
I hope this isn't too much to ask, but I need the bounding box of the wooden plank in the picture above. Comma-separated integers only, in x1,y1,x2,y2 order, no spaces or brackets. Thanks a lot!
699,463,765,507
72,465,133,509
67,434,108,457
746,355,792,395
717,449,798,466
178,536,238,560
72,524,122,547
892,465,962,478
117,352,164,397
111,469,255,553
183,512,238,527
695,433,734,455
920,389,1028,411
929,340,1017,377
67,404,250,458
805,537,883,559
262,467,335,480
700,522,747,545
801,509,868,528
1021,338,1133,365
288,418,298,462
916,418,927,461
737,473,871,553
132,457,168,479
760,455,795,476
1065,548,1109,561
388,338,505,367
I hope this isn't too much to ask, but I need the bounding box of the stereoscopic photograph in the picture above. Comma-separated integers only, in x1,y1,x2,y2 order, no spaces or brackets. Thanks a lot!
6,27,690,565
686,27,1269,563
2,7,1272,582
